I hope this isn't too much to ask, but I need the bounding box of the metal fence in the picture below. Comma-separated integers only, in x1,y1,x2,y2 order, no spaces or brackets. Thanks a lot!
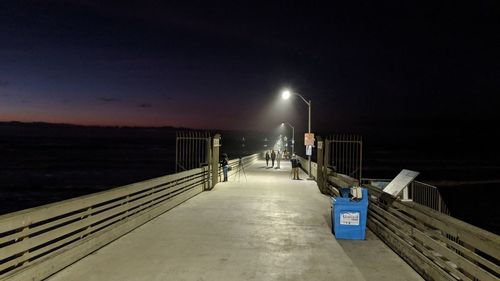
175,131,211,172
409,181,451,215
361,178,451,215
325,134,363,182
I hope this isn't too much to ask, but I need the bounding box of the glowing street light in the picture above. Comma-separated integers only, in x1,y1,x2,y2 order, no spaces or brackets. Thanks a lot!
281,88,313,179
281,122,295,155
281,90,291,100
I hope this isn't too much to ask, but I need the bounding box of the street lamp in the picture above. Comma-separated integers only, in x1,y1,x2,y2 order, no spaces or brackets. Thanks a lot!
281,122,295,155
281,90,291,99
281,88,313,179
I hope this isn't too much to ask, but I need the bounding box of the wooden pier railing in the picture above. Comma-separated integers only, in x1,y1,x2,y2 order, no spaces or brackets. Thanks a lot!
0,153,259,281
325,173,500,281
0,168,207,281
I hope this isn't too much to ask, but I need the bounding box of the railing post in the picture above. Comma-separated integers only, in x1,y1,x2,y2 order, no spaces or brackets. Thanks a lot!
324,138,331,194
316,136,325,194
175,133,178,172
359,137,363,182
206,136,212,190
82,207,93,238
402,186,411,201
17,226,30,267
211,134,221,189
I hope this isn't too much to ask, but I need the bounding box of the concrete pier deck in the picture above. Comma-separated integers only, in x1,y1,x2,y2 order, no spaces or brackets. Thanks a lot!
46,160,423,281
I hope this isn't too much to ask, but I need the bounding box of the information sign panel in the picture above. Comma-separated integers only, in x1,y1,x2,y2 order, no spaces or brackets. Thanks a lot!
304,133,315,146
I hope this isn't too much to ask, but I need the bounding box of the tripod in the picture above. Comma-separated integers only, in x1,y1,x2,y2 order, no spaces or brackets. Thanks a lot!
235,158,247,182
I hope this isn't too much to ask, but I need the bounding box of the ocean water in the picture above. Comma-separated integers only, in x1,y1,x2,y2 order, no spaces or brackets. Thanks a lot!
363,146,500,234
0,123,261,215
0,135,175,213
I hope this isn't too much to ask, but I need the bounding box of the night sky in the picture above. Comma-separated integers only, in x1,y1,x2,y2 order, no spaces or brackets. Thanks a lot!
0,1,498,135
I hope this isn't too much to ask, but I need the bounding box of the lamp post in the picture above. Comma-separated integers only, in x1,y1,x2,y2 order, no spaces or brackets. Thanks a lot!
281,122,295,155
281,89,313,179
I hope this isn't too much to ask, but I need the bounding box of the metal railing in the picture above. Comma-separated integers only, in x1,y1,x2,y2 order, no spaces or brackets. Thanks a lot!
175,131,211,172
325,135,363,182
361,178,451,215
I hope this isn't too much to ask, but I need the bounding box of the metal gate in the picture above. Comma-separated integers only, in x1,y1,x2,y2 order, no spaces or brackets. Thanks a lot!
175,131,211,172
325,134,363,182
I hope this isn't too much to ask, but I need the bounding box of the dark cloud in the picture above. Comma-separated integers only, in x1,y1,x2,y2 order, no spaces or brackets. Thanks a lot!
0,80,9,87
99,97,119,103
139,103,152,108
1,93,9,97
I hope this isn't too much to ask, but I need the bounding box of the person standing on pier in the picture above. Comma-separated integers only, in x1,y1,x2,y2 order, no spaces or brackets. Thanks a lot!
271,150,276,167
291,154,301,180
265,151,270,167
221,153,229,182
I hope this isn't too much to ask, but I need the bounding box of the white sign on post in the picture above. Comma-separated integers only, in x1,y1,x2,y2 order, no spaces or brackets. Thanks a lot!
213,138,221,147
382,169,419,197
306,145,312,156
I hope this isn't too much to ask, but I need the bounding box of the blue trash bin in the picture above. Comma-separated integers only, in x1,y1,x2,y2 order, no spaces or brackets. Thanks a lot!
331,188,368,240
339,187,350,198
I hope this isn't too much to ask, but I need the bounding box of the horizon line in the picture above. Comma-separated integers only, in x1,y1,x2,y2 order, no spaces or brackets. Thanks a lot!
0,120,267,134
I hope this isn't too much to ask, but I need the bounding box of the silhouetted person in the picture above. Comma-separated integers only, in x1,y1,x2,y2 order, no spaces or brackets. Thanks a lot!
291,154,301,180
265,151,270,167
271,150,276,167
220,153,229,182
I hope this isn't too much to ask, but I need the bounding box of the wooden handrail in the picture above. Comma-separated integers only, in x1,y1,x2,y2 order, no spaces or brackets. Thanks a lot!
0,152,261,281
0,167,207,281
326,174,500,281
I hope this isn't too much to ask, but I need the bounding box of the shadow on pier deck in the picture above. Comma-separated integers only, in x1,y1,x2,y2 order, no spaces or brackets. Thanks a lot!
45,160,421,281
